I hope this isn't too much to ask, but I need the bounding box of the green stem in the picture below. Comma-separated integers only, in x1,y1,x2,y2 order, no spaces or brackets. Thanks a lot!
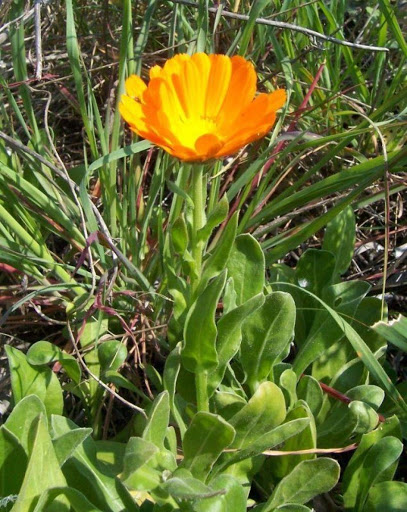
191,165,205,293
195,370,209,412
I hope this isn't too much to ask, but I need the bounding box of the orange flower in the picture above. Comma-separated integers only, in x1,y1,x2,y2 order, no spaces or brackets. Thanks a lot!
119,53,286,162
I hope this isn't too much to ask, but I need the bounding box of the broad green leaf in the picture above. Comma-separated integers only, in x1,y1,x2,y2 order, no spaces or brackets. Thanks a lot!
268,403,316,481
182,412,235,481
280,369,297,409
312,296,385,383
276,284,407,416
143,391,170,450
296,249,336,293
200,212,238,289
373,315,407,352
182,271,226,373
364,481,407,512
317,402,358,448
98,341,127,373
264,458,340,510
214,420,310,479
27,341,81,384
32,487,103,512
226,234,265,306
4,395,46,454
297,376,323,417
355,436,403,511
163,344,186,436
207,293,265,397
120,437,161,493
198,194,229,242
195,474,246,512
241,292,295,391
51,424,92,467
342,415,401,510
349,401,379,434
5,345,63,418
295,249,336,342
171,215,188,255
11,414,68,512
229,382,286,448
162,473,223,501
346,385,385,410
51,415,135,511
293,281,370,376
322,206,356,275
0,426,26,496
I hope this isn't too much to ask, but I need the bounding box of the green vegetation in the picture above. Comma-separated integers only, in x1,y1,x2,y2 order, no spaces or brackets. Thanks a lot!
0,1,406,511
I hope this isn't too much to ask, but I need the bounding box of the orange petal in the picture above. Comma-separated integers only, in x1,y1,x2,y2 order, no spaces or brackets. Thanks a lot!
180,53,210,118
205,55,232,119
125,75,147,100
195,133,223,160
149,65,163,80
217,56,257,128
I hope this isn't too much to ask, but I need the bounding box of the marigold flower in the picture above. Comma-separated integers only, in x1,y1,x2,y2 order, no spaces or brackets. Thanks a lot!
119,53,286,162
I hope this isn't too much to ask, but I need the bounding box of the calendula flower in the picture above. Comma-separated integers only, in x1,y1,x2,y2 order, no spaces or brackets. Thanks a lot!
120,53,286,162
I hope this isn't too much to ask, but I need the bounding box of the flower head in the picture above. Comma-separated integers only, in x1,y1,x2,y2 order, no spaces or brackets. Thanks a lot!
120,53,286,162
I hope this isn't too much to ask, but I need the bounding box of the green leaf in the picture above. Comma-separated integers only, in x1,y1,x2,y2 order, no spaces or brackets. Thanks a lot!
4,395,46,454
182,412,235,481
378,0,407,57
51,415,135,511
273,506,311,512
143,391,170,450
373,315,407,352
0,426,27,496
194,474,246,512
88,140,151,172
163,344,186,436
214,418,310,474
364,481,407,512
182,271,226,373
269,403,316,481
207,293,265,397
200,212,238,289
296,249,336,293
229,382,286,449
293,281,370,376
98,341,127,373
241,292,296,391
347,385,385,410
264,458,340,510
355,436,403,511
27,340,81,384
11,414,68,512
349,401,379,434
198,195,229,242
322,206,356,275
297,376,323,417
32,487,103,512
162,472,224,501
167,179,194,208
226,234,265,306
342,415,401,510
120,437,161,492
171,215,189,255
5,345,63,418
51,423,93,467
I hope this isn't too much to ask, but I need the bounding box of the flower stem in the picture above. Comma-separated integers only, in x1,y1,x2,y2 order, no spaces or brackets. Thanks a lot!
195,370,209,412
191,165,205,293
